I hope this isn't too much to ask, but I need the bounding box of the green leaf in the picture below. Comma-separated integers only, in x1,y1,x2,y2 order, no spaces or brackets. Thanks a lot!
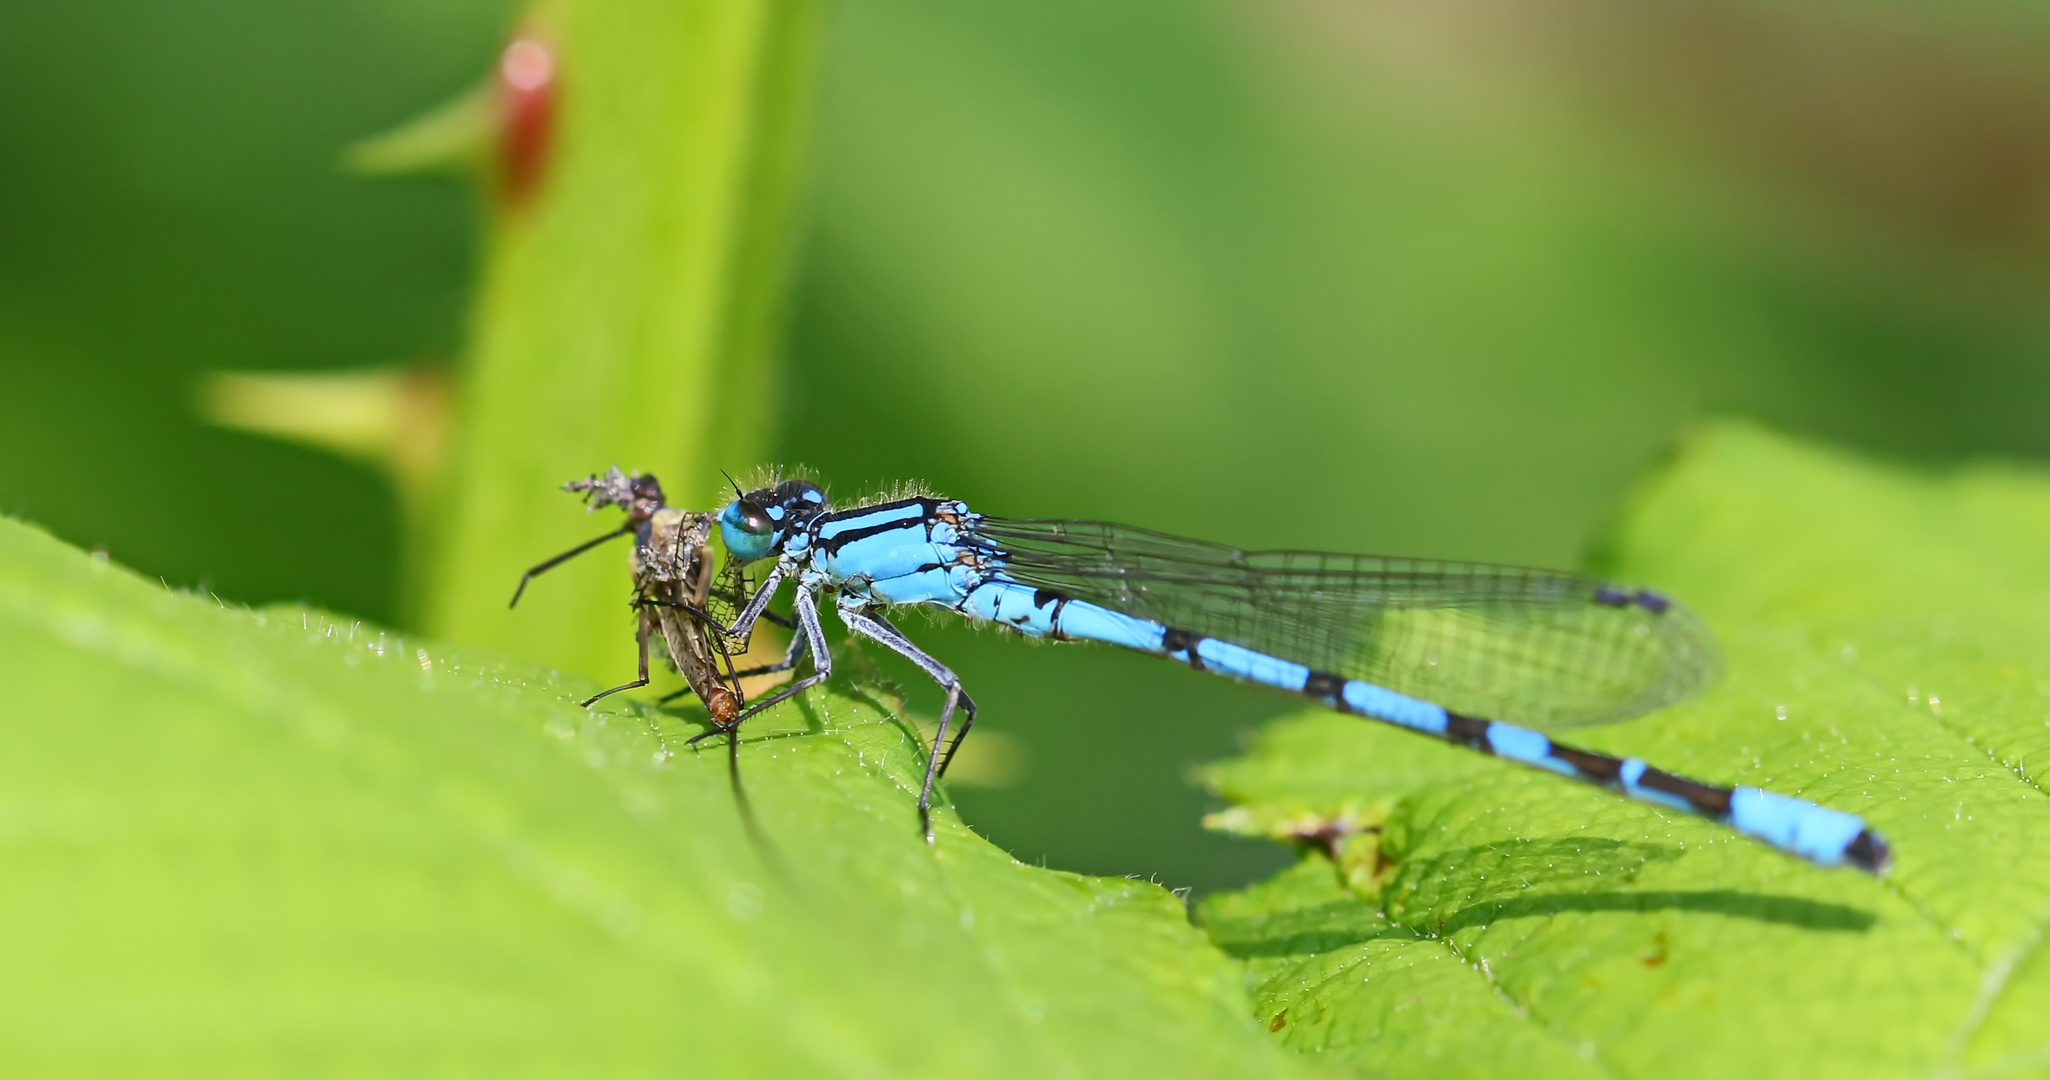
1197,421,2050,1079
0,517,1321,1077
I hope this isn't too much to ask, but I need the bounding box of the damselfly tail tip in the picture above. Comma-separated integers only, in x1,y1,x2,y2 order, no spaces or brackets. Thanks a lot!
1847,828,1891,874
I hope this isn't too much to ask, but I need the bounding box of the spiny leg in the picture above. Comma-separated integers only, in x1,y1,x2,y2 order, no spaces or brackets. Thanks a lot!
685,583,831,746
729,625,811,679
637,598,802,706
581,609,654,707
636,596,717,622
629,597,721,706
711,608,748,710
937,714,975,779
836,607,977,843
640,596,809,681
714,563,791,645
640,564,793,647
836,609,978,771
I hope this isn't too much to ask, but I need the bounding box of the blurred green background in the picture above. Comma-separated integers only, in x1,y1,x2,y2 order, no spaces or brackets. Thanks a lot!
7,0,2050,893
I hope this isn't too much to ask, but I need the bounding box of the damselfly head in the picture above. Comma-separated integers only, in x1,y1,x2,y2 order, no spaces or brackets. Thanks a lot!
564,466,669,523
720,478,828,562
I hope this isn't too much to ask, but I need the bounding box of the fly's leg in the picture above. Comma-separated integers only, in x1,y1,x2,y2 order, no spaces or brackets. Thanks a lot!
685,581,830,746
694,547,797,630
652,619,806,705
638,591,804,706
638,596,803,678
835,607,977,843
508,526,629,608
716,563,790,647
581,608,654,707
729,627,810,679
643,564,792,647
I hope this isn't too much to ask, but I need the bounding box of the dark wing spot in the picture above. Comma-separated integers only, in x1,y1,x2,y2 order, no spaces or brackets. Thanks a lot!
1635,589,1672,614
1594,585,1631,608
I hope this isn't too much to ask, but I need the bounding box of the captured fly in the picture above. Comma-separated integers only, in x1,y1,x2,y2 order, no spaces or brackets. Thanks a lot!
509,467,745,727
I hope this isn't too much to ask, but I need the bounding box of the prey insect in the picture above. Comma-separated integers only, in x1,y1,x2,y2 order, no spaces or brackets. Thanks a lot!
509,467,751,728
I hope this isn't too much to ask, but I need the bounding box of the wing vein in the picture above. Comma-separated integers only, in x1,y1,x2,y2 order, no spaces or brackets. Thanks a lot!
968,516,1721,729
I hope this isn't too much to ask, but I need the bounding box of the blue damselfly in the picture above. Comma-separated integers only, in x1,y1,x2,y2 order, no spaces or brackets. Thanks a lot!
685,476,1888,872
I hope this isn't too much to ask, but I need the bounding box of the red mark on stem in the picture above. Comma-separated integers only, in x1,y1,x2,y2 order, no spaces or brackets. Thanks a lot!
497,35,556,207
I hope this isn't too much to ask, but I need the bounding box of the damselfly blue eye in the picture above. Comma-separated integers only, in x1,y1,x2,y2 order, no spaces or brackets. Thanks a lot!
736,501,773,534
720,499,778,562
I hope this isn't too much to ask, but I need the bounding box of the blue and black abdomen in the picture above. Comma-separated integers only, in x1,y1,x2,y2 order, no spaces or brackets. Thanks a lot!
802,497,1887,872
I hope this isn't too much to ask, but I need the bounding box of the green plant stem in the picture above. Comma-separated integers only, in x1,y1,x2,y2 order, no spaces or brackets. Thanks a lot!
424,0,821,678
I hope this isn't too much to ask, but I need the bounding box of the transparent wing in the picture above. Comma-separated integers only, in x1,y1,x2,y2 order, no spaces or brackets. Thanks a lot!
967,516,1721,730
708,558,756,636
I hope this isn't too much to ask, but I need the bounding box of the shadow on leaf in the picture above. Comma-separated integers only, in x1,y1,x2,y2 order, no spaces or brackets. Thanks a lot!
1210,907,1409,959
1436,889,1877,934
1384,839,1877,934
1213,887,1874,962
